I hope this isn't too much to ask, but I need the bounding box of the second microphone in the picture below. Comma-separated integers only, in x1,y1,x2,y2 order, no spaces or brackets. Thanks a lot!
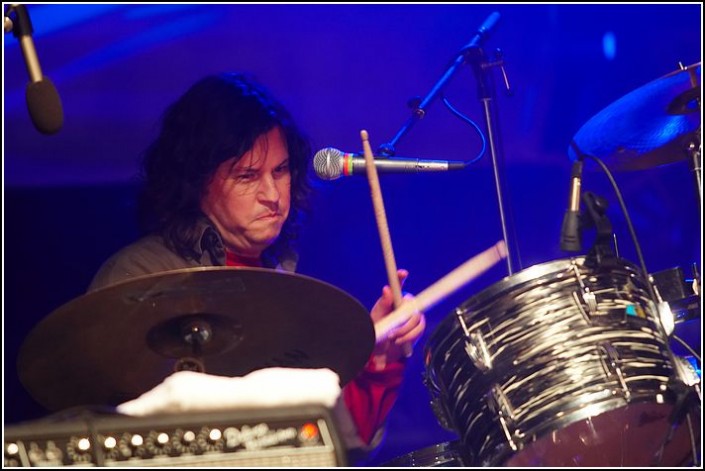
313,147,466,180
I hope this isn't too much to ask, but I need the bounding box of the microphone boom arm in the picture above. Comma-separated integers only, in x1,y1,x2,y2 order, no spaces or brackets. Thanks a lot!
378,11,501,157
8,5,42,82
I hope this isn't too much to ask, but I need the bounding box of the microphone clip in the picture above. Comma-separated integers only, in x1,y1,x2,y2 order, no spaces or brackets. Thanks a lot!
581,191,618,269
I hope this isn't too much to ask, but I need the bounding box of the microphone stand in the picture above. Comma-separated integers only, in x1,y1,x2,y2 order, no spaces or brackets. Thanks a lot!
378,11,519,275
378,11,500,158
465,39,519,275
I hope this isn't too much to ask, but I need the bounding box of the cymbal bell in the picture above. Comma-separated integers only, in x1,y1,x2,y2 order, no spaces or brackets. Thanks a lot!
17,267,375,412
569,63,701,170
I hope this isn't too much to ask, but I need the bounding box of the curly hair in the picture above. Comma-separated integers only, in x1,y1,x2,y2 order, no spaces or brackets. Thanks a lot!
138,72,312,265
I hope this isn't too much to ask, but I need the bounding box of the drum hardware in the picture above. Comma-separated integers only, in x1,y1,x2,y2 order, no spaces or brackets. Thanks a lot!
597,342,630,400
569,291,593,325
464,331,492,372
651,265,701,325
17,267,375,412
487,384,517,449
454,307,469,332
569,187,670,332
456,306,493,372
651,281,678,336
580,191,618,270
149,315,227,374
570,260,597,316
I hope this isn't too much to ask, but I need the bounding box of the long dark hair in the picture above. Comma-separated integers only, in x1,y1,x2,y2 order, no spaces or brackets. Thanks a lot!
138,72,312,265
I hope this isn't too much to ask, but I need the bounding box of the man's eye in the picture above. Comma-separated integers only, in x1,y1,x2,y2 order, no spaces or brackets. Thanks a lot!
235,173,256,181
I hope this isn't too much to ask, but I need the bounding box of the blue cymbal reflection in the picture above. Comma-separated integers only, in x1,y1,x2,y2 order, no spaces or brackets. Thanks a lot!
569,63,701,171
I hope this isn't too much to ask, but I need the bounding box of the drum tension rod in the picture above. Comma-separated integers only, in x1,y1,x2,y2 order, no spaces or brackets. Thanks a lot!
571,260,598,317
598,342,630,400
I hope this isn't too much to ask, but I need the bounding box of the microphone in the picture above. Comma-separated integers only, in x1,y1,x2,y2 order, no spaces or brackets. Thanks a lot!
560,159,584,252
313,147,466,180
9,4,63,134
461,11,501,52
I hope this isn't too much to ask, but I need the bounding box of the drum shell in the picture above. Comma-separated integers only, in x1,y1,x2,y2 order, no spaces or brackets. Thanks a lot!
424,257,696,466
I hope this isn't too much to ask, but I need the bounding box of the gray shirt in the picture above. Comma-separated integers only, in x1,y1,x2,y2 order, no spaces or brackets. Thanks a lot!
88,218,295,291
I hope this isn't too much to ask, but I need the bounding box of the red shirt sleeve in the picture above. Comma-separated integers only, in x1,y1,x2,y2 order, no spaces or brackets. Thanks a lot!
342,356,406,445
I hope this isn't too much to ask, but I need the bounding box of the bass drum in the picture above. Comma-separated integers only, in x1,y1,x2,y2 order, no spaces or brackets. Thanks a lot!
424,256,700,467
380,441,469,467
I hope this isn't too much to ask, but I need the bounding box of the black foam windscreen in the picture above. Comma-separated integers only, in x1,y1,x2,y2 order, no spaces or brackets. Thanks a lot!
26,78,64,135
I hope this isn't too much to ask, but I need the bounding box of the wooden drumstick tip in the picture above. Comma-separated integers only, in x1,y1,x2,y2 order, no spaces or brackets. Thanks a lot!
495,240,508,259
360,129,369,140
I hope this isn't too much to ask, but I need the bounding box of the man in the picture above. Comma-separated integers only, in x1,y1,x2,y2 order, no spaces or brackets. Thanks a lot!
89,72,426,458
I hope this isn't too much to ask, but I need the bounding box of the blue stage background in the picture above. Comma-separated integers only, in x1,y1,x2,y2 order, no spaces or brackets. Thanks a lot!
4,4,701,465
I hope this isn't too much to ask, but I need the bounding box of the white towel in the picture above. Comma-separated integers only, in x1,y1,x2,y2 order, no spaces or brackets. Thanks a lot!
116,368,341,416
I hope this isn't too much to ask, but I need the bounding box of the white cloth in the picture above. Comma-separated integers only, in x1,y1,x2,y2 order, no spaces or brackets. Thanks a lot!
116,368,341,416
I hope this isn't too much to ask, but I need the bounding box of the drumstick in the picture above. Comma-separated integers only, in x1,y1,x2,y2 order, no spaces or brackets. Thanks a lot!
360,130,412,355
375,240,507,343
360,130,404,307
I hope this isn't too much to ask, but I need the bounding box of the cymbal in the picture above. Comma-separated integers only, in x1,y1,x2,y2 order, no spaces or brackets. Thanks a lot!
569,63,701,170
17,267,375,412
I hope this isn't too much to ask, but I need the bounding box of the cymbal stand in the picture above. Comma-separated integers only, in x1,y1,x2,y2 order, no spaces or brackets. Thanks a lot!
686,127,701,215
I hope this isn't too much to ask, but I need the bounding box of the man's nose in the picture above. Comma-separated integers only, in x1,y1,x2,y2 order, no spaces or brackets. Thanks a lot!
258,174,280,202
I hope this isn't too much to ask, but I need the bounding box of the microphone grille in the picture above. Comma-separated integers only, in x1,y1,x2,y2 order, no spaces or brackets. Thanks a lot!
313,147,343,180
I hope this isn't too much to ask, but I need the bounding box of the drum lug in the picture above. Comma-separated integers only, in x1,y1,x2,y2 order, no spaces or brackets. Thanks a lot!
486,384,519,451
456,307,494,372
571,291,592,324
571,261,598,316
582,290,598,315
464,331,493,372
599,342,630,400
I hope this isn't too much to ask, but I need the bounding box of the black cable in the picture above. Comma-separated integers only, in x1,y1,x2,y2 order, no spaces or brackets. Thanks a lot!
582,153,658,304
671,334,702,362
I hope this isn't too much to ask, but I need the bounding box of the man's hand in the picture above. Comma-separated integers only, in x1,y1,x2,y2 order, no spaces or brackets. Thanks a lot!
369,269,426,368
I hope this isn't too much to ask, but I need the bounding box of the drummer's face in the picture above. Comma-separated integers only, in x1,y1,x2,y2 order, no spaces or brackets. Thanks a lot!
201,127,291,258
